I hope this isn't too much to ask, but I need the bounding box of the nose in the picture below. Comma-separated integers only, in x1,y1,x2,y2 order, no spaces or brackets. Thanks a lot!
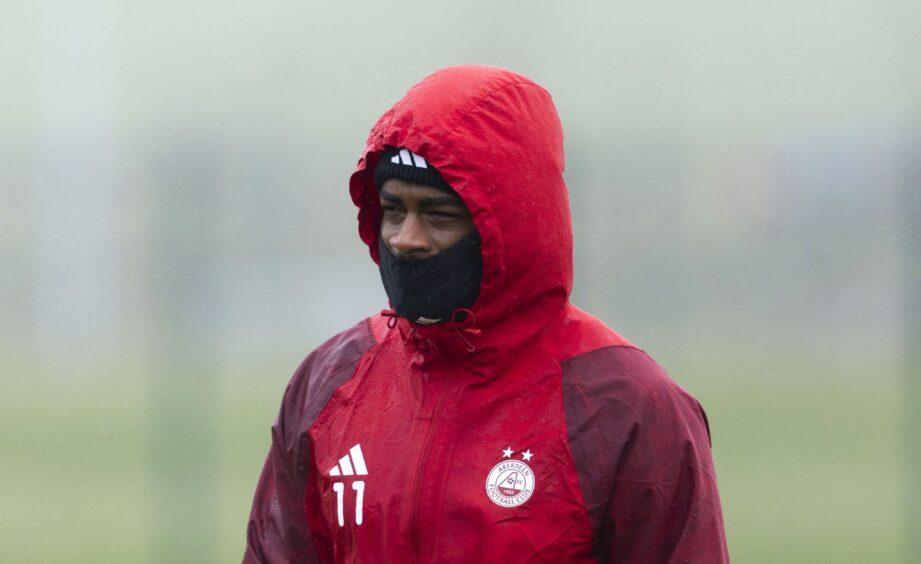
388,213,431,259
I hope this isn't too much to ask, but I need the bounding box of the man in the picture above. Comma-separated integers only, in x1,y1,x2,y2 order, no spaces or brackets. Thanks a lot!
244,65,728,563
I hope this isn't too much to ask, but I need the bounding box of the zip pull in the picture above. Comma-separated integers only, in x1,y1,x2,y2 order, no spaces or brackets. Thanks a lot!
408,326,437,354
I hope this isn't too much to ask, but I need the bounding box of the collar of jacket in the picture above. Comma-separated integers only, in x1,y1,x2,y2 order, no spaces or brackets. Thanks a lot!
391,295,569,377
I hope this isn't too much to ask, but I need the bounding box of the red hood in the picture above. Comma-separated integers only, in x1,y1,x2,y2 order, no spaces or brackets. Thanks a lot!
350,65,573,362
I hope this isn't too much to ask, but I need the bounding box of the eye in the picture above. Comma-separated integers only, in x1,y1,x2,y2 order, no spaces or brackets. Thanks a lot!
426,207,467,222
381,204,405,220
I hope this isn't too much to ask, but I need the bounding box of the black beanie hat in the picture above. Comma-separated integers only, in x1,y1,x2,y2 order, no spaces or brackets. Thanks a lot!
374,147,453,192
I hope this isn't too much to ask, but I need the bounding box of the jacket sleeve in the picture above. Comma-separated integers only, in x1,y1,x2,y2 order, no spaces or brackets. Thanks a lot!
606,391,729,563
562,345,728,563
243,376,320,564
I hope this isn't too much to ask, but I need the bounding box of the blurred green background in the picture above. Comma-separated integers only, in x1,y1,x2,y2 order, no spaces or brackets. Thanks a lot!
2,1,919,562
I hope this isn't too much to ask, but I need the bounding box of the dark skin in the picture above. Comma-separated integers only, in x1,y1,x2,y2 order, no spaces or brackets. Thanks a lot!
379,178,475,262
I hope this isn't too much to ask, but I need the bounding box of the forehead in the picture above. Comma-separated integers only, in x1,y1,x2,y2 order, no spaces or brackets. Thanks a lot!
379,179,466,206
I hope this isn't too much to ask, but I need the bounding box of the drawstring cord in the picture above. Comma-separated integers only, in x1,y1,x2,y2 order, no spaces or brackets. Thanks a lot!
380,309,399,329
451,308,480,353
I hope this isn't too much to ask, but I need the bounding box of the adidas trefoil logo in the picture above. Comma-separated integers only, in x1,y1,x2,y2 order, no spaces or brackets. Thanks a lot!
328,444,368,526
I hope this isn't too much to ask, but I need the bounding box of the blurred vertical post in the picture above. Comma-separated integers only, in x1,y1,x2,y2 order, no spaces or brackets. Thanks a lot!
147,138,221,562
903,130,921,562
33,0,119,359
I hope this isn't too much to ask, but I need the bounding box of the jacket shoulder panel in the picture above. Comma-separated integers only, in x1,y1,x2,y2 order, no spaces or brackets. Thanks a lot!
560,345,714,557
560,345,727,561
280,317,378,447
560,346,664,513
243,318,377,563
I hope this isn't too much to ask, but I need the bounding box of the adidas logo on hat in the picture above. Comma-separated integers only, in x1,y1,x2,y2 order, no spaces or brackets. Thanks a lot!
374,147,452,192
390,148,428,168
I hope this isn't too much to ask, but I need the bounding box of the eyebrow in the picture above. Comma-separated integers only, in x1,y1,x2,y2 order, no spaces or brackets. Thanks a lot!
379,190,466,208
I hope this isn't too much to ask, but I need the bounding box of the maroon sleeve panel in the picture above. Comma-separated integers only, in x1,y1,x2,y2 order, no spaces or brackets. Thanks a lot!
561,345,728,564
243,318,377,564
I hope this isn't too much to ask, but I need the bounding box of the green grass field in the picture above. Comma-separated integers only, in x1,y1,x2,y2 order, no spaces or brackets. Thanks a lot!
0,354,905,563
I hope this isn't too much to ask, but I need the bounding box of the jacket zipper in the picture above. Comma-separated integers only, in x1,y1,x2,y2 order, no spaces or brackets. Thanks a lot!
409,374,453,557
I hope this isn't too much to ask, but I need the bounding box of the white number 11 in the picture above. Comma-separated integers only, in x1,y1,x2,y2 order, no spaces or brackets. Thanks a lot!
333,481,365,527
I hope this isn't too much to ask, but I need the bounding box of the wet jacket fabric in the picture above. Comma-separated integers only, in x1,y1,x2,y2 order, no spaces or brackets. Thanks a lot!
244,65,728,563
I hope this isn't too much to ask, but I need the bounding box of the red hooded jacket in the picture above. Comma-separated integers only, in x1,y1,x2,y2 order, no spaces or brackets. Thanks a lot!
244,65,728,563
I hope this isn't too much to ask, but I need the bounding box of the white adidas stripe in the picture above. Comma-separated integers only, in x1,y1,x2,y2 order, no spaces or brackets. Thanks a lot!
328,444,369,477
339,453,354,476
350,444,368,475
390,149,428,169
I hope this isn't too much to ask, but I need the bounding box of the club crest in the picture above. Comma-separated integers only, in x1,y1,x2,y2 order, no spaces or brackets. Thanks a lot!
485,447,535,507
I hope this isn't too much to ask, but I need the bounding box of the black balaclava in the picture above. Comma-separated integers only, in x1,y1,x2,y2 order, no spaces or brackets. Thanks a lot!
375,147,483,324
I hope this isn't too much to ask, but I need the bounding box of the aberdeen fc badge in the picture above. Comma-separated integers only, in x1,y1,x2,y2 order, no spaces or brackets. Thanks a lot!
485,446,535,507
